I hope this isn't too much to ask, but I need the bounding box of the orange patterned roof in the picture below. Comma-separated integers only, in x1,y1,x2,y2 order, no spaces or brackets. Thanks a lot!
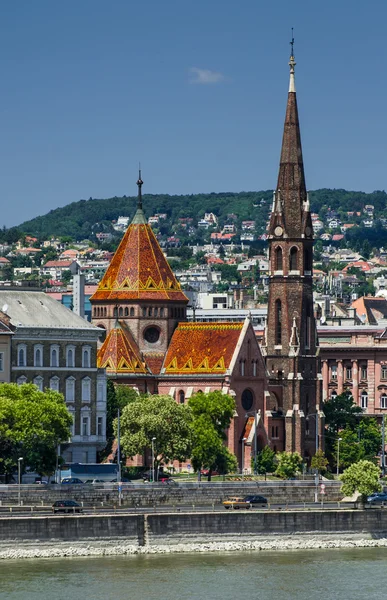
163,322,243,375
91,216,188,302
97,323,149,374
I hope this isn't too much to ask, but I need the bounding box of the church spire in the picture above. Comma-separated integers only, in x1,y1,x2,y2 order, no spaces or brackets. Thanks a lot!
289,29,296,93
132,166,147,225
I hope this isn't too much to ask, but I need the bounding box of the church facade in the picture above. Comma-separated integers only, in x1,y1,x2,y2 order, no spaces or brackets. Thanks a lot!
90,49,321,468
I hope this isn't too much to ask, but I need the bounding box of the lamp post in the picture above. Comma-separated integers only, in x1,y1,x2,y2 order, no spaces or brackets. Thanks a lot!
117,408,122,506
17,457,23,506
336,437,342,477
241,437,247,481
151,437,156,483
245,410,258,475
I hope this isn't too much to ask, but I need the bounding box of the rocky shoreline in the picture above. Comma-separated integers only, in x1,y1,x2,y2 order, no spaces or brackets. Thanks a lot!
2,535,387,560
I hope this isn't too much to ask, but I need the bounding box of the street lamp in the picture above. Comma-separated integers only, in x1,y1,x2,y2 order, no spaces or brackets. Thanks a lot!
336,437,342,477
241,437,247,481
245,410,258,475
17,457,23,506
151,437,156,483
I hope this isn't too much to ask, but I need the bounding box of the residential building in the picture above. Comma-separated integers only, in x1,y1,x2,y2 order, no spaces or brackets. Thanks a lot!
41,260,79,280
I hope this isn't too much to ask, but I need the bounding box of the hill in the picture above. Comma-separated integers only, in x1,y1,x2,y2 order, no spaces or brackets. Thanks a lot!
13,188,387,242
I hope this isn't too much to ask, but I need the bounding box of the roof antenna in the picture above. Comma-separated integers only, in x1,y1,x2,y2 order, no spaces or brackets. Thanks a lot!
137,163,143,211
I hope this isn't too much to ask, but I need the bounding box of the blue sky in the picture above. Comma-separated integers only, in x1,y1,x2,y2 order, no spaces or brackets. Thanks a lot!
0,0,386,226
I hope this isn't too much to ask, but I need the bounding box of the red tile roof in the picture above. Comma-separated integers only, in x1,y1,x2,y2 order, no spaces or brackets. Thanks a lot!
97,323,149,374
163,322,243,375
91,222,188,302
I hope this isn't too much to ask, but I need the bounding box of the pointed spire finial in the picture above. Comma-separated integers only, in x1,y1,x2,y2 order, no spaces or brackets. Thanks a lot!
289,28,296,93
136,163,143,210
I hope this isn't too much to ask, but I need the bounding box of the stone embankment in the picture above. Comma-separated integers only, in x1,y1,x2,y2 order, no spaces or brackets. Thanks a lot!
1,507,387,560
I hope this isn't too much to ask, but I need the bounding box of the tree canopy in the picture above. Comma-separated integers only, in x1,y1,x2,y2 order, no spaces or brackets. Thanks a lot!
340,460,381,503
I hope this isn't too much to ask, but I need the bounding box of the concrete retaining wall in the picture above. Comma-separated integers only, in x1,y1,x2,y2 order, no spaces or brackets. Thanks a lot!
0,481,342,506
1,509,387,546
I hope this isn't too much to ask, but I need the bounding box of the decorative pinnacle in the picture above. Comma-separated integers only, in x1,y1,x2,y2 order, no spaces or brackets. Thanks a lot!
289,28,296,93
137,165,143,210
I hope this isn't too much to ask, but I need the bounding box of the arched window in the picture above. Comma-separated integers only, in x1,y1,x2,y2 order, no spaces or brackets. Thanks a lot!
130,307,134,317
275,246,283,271
275,300,282,345
17,345,26,367
160,307,164,318
82,346,91,368
34,345,43,367
33,376,43,392
119,307,123,317
361,391,368,409
252,360,257,377
240,360,245,376
50,345,59,367
330,390,337,399
148,307,152,317
50,376,60,392
82,377,91,403
178,390,185,404
104,307,107,317
142,307,146,317
289,247,298,271
124,307,129,317
66,346,75,368
154,307,158,318
66,377,75,403
17,376,27,386
381,394,387,409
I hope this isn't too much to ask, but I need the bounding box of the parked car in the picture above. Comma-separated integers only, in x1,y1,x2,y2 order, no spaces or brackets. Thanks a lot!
61,477,84,484
243,494,268,507
52,500,83,514
85,479,105,484
366,492,387,506
223,497,251,510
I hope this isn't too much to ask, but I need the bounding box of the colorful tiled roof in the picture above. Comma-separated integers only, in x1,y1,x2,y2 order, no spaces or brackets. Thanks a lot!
163,322,243,375
97,322,149,374
91,214,188,303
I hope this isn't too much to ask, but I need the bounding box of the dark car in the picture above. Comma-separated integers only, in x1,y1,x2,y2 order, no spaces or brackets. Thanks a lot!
52,500,83,514
243,494,268,507
61,477,84,484
366,492,387,506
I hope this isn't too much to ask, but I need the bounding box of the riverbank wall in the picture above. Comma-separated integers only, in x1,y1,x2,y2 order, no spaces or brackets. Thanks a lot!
1,509,387,548
0,481,342,507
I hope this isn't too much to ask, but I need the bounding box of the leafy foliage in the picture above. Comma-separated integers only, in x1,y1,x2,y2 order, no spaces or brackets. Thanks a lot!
340,459,381,502
117,394,193,469
253,446,276,476
335,419,382,470
311,449,329,474
275,452,303,479
0,383,72,479
101,381,139,460
323,392,363,434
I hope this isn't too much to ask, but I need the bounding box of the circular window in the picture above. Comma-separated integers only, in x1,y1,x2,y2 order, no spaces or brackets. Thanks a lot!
241,389,254,411
144,326,160,344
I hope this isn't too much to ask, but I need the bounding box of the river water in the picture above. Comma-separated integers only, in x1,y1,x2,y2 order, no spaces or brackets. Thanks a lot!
1,548,387,600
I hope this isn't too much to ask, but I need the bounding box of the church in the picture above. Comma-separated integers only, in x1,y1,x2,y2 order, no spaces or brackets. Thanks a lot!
90,47,321,469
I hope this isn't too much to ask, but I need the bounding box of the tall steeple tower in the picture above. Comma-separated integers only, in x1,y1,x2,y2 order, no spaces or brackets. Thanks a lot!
263,38,322,458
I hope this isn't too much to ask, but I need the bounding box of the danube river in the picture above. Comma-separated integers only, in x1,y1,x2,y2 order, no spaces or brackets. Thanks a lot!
1,548,387,600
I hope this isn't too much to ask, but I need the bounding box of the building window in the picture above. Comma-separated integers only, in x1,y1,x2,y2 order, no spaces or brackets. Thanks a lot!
381,394,387,409
119,307,123,317
50,377,59,392
130,307,134,317
240,360,245,376
66,377,75,403
34,345,43,368
345,366,352,380
160,308,164,318
275,300,282,345
178,390,185,404
331,364,337,380
82,416,90,437
17,345,26,367
82,347,91,368
289,246,298,271
97,382,105,402
361,365,367,380
275,246,283,271
382,366,387,380
0,352,4,372
97,416,104,436
330,390,337,399
33,376,43,392
82,377,91,403
66,346,75,368
252,361,257,377
124,307,129,317
50,345,59,368
17,376,27,385
361,391,368,409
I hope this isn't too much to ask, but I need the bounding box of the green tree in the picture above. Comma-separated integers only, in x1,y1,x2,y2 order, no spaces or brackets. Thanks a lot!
0,383,72,479
336,419,382,470
61,270,73,284
189,391,236,480
102,381,139,460
253,446,276,478
340,459,381,504
275,452,303,479
311,449,329,475
323,392,363,434
117,394,193,472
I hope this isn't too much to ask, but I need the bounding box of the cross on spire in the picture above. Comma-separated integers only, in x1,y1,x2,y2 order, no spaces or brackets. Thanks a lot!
137,165,143,211
288,28,296,93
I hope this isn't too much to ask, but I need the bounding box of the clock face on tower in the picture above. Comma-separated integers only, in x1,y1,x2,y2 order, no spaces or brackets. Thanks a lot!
144,326,160,344
274,226,283,237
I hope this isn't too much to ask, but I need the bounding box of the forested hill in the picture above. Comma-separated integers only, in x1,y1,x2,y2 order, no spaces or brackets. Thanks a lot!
17,188,387,240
